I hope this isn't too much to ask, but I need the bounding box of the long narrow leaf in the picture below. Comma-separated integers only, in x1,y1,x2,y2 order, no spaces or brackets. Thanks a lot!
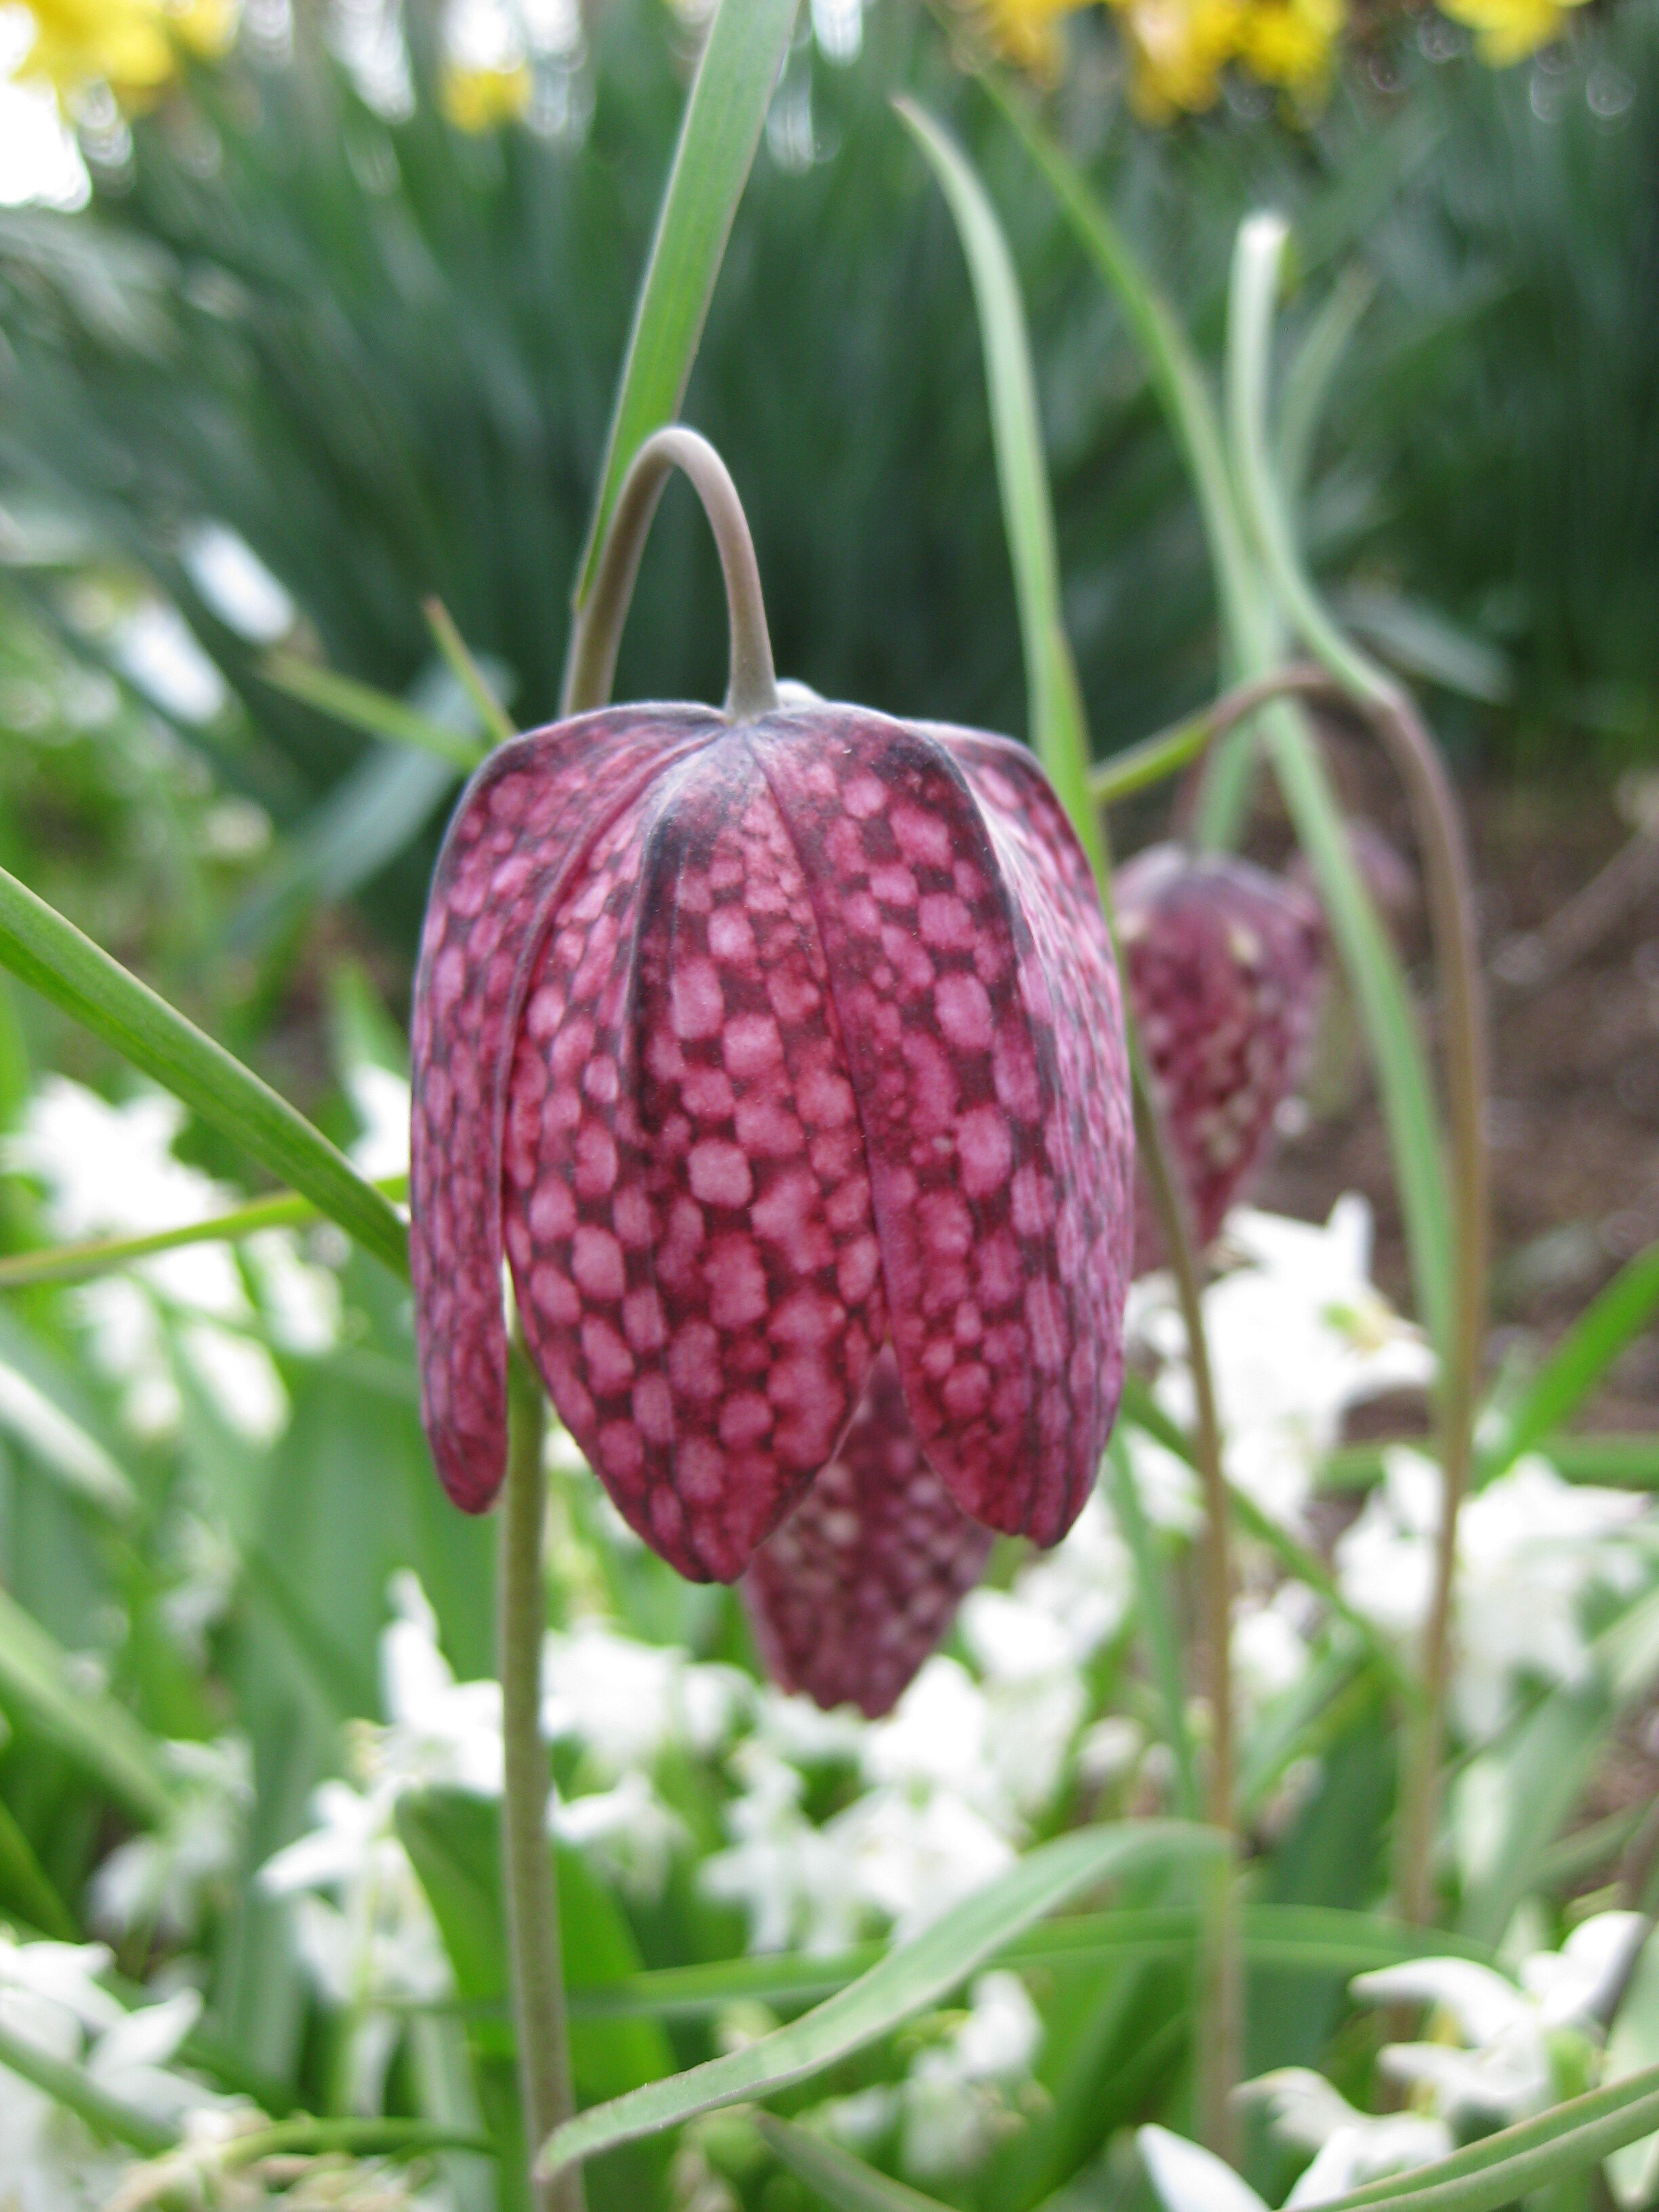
989,98,1454,1351
570,0,799,613
754,2114,949,2211
260,654,485,773
0,1174,410,1293
1313,2062,1659,2212
0,869,409,1279
1480,1240,1659,1481
0,1584,173,1821
538,1822,1220,2179
895,98,1101,878
0,2014,176,2154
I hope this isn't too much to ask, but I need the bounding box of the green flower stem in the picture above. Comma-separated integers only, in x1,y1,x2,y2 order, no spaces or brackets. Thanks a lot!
560,427,778,723
500,1336,583,2212
1227,212,1490,1928
1088,664,1340,808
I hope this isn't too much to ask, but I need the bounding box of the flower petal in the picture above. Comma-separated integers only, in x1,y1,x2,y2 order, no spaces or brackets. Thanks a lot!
1115,844,1324,1256
754,710,1132,1547
410,709,722,1511
742,1346,996,1717
505,737,888,1580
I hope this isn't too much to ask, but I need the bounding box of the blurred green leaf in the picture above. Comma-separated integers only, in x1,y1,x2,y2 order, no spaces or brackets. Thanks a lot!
896,98,1098,876
1479,1240,1659,1483
260,655,487,774
0,1791,77,1939
0,1174,409,1294
0,865,408,1278
754,2113,950,2210
1314,2061,1659,2212
0,2011,176,2154
0,1584,173,1823
539,1821,1221,2179
571,0,801,615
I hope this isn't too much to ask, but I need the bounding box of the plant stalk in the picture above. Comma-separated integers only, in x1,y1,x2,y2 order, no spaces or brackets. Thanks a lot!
500,1338,584,2212
560,426,778,722
1225,213,1489,1927
1132,1059,1240,2161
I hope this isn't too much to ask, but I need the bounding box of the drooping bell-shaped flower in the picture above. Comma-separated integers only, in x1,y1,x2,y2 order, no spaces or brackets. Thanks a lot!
741,1347,996,1717
1116,842,1324,1256
409,434,1134,1593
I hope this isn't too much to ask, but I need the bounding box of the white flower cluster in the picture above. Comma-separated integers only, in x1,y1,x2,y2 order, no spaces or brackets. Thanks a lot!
0,1931,221,2212
1130,1198,1433,1530
1337,1448,1656,1740
5,1077,342,1444
1143,1915,1659,2212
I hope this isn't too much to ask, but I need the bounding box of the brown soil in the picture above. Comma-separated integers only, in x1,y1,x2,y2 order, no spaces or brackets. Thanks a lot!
1225,737,1659,1435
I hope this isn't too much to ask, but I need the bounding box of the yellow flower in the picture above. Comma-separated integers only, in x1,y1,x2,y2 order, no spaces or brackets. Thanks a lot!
439,56,531,130
16,0,234,104
1235,0,1344,93
961,0,1096,80
1436,0,1586,62
1107,0,1242,117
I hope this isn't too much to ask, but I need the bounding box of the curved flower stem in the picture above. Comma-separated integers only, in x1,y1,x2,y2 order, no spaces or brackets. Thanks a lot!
501,1334,584,2212
560,426,779,723
1227,213,1490,1929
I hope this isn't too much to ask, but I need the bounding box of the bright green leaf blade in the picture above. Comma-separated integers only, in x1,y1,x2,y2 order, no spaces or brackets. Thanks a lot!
895,98,1100,879
0,1584,173,1822
754,2114,951,2211
571,0,800,613
1480,1239,1659,1481
1312,2062,1659,2212
261,653,486,773
538,1821,1219,2179
0,867,409,1280
1276,264,1375,506
0,1174,409,1293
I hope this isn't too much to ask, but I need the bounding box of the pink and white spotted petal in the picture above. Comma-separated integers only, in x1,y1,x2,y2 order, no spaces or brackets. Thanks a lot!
410,708,723,1513
504,736,888,1583
1115,842,1325,1258
754,708,1133,1551
741,1347,996,1719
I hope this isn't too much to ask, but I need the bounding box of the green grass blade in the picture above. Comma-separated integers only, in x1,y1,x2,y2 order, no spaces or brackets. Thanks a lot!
0,868,409,1280
1312,2062,1659,2212
1479,1239,1659,1481
423,598,517,748
754,2114,951,2211
0,1791,79,1939
571,0,800,613
537,1822,1220,2179
1225,1483,1422,1710
0,1584,174,1822
983,77,1258,677
260,653,486,773
0,1174,410,1293
895,98,1101,879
